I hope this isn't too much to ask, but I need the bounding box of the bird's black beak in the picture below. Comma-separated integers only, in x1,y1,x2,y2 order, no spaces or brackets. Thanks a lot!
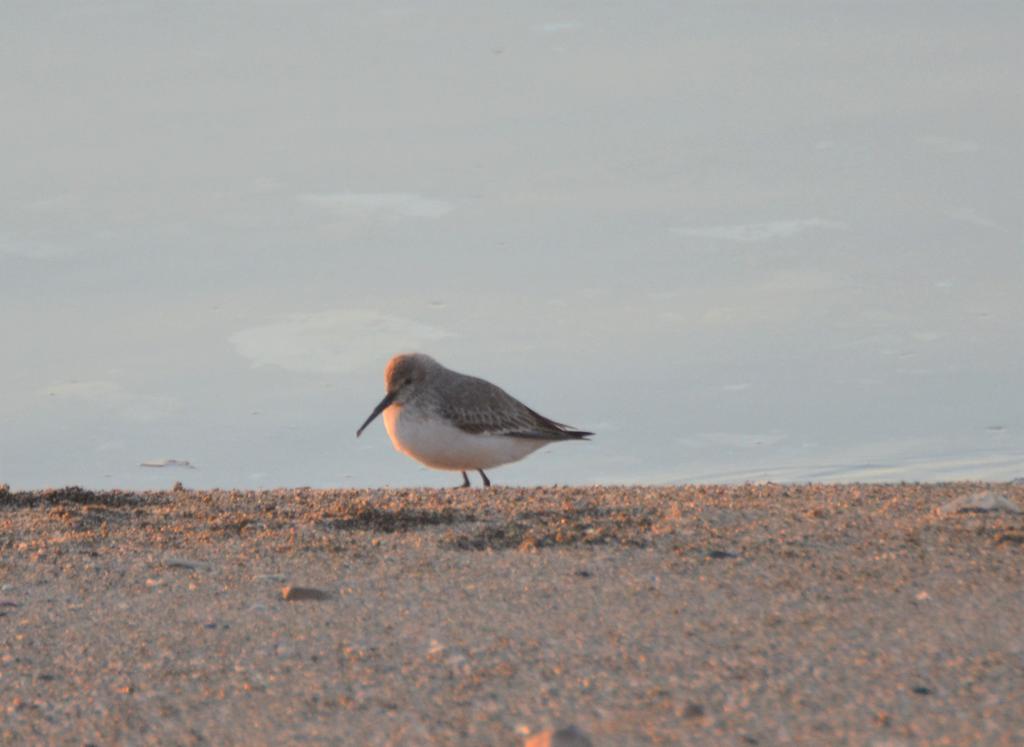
356,390,397,437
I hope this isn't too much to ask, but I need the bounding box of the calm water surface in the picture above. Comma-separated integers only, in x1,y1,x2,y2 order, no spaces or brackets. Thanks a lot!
2,3,1021,489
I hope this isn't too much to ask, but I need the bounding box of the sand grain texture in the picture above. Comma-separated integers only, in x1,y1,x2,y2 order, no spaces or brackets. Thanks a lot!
1,483,1022,745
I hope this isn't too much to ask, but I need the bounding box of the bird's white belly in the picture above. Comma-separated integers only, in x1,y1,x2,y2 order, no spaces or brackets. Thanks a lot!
383,406,545,471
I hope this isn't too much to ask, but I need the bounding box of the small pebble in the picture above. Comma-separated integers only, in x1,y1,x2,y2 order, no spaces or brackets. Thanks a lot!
683,702,706,719
281,586,332,602
707,549,739,559
164,558,212,571
525,725,593,747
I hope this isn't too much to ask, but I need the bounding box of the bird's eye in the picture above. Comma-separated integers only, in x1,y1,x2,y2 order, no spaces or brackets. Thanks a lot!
404,377,412,385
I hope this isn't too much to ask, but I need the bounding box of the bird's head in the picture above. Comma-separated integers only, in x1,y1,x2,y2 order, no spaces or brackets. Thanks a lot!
356,353,438,436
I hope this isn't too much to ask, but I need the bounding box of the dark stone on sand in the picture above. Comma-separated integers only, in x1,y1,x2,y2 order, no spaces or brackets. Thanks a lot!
707,549,739,559
164,558,212,571
683,702,706,719
525,725,593,747
281,586,332,602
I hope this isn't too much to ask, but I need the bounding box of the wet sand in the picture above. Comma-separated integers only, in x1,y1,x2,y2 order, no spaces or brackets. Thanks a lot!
1,482,1022,745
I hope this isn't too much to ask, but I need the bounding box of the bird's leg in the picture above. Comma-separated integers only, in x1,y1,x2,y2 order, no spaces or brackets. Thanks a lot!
478,469,491,487
459,471,470,488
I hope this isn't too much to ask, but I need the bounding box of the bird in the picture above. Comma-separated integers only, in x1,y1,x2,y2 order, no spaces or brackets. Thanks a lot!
356,353,592,487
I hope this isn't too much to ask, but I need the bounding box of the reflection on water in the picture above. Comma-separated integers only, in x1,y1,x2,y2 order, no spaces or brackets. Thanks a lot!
1,2,1021,488
229,310,453,374
670,219,846,243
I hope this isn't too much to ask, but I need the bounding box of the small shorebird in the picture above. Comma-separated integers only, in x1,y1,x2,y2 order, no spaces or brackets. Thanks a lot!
356,353,592,487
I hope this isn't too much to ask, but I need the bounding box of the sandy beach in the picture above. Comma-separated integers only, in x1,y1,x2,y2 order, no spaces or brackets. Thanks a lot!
1,482,1022,745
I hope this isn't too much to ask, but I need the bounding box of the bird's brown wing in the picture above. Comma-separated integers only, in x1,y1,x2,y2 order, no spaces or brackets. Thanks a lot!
439,375,592,441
